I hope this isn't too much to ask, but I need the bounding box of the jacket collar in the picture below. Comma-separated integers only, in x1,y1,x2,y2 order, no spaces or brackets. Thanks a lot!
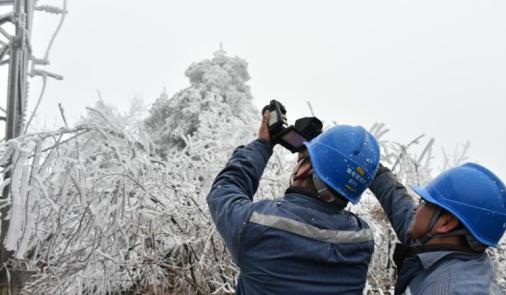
417,251,454,269
416,250,484,269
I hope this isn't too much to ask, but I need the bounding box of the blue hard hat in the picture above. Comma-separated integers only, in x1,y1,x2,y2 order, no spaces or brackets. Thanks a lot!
412,163,506,247
304,125,380,204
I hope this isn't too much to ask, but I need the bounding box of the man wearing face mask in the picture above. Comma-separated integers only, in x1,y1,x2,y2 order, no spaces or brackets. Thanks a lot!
370,163,506,294
207,111,381,294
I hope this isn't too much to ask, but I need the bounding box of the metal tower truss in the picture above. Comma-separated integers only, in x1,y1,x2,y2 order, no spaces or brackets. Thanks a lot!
0,0,67,274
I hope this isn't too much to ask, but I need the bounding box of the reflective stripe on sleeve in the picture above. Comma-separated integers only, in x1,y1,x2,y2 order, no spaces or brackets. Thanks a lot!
249,212,374,244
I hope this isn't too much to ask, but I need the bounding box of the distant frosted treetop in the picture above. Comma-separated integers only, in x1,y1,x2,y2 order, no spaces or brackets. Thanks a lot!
145,50,257,152
185,50,252,97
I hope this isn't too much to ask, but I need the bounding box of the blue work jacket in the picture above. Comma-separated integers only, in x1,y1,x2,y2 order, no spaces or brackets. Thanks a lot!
207,139,375,294
370,165,505,295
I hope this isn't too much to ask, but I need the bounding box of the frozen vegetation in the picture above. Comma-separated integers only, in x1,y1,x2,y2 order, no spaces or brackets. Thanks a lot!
0,50,504,294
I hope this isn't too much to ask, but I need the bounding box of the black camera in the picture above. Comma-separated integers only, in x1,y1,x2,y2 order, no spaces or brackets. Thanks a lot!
262,100,323,153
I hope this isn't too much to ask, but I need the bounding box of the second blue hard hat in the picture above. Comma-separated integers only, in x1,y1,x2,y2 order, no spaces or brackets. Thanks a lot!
412,163,506,247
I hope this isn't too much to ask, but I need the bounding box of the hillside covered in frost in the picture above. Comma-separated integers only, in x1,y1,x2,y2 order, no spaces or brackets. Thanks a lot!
0,50,504,294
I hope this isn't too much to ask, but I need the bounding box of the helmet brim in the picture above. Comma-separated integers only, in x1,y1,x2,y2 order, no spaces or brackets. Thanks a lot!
410,186,439,206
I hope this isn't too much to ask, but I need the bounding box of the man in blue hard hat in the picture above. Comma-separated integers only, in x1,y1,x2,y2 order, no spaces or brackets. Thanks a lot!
370,163,506,294
207,111,381,294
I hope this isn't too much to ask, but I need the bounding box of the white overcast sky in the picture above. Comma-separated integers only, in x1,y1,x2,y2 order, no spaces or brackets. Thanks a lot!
1,0,505,181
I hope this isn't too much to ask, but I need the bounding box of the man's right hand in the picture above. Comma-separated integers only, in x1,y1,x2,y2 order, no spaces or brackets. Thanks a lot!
258,111,272,144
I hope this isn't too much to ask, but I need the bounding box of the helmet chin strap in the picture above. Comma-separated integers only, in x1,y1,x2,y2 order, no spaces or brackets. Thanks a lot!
414,206,486,252
312,174,348,207
417,207,444,244
312,173,328,199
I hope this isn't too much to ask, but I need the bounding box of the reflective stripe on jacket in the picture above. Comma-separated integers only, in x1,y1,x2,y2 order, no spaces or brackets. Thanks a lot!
207,139,374,294
370,165,505,295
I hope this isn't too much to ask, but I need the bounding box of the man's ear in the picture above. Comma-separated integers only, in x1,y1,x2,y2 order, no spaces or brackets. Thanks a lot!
434,213,460,234
293,162,313,181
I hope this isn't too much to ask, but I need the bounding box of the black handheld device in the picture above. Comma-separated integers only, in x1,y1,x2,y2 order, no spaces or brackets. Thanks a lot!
262,100,323,153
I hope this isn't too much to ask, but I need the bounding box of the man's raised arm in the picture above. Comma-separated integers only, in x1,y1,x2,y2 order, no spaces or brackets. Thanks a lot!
206,112,273,260
369,164,417,244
